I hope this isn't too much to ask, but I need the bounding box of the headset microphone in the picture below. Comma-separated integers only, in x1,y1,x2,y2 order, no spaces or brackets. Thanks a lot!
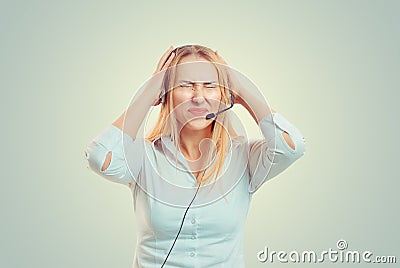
205,91,235,119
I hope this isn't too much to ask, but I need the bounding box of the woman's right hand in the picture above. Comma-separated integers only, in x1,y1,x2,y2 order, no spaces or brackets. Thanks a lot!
152,45,176,106
153,45,176,75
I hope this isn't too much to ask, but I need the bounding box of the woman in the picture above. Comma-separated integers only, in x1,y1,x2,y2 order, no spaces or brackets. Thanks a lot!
85,45,306,267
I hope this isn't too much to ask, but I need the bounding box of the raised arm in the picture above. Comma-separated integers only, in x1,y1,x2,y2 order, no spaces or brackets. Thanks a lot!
247,112,306,193
112,46,176,137
84,46,176,186
215,51,306,193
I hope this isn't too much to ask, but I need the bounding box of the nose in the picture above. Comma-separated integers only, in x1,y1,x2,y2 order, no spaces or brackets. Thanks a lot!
192,84,205,103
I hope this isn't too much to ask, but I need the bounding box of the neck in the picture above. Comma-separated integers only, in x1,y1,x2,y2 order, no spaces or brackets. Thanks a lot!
179,125,213,160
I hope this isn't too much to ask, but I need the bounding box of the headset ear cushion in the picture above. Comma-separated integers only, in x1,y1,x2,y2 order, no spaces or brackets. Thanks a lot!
161,87,167,104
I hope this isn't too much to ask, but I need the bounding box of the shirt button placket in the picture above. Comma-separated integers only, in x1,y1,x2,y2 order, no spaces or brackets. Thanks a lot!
191,216,197,240
188,214,198,264
191,216,197,239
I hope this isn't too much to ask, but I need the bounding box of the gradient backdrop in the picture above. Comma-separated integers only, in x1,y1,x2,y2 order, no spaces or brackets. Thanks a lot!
1,0,399,267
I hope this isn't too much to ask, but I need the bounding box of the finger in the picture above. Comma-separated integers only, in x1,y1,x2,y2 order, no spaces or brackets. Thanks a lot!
161,52,175,71
156,46,173,71
160,45,174,63
215,50,227,64
156,46,174,71
152,97,162,106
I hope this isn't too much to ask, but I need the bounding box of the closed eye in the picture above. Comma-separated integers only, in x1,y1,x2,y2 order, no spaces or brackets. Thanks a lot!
179,82,193,87
178,81,219,89
204,82,218,88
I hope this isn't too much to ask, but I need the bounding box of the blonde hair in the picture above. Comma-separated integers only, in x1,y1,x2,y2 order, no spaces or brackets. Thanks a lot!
146,45,237,188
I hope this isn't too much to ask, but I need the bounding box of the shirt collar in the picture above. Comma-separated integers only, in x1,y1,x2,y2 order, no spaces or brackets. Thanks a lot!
152,135,192,171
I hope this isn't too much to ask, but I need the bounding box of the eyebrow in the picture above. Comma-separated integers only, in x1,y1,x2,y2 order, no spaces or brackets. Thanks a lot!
179,80,218,84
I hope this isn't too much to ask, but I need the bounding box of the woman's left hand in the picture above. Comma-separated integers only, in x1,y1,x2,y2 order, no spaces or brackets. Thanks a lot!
215,50,276,115
214,50,245,106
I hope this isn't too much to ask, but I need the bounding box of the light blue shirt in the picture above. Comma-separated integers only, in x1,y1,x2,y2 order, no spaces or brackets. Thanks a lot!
85,112,306,267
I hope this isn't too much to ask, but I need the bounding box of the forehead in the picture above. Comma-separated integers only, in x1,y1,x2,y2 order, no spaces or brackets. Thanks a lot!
174,58,218,82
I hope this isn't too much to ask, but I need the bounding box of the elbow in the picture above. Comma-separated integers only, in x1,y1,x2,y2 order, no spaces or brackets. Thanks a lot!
84,145,98,173
281,130,306,161
84,141,107,174
298,136,306,155
282,131,295,150
84,141,133,186
293,139,306,162
266,134,306,165
101,151,112,172
291,137,306,163
287,135,306,162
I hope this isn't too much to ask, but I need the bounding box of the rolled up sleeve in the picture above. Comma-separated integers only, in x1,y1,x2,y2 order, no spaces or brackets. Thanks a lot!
84,125,143,187
248,112,306,194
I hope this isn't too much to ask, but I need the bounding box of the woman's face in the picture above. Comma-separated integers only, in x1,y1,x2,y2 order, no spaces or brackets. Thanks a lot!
171,55,222,132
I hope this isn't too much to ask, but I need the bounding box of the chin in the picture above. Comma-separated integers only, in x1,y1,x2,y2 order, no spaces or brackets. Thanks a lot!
183,119,213,131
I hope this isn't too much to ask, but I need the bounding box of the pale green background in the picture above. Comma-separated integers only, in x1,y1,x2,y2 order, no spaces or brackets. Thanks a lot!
1,0,398,267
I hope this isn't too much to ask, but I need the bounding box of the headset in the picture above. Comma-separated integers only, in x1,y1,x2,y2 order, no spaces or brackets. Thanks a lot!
159,45,235,267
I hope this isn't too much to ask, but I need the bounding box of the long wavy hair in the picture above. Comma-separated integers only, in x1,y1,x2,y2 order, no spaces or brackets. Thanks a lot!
146,45,238,188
